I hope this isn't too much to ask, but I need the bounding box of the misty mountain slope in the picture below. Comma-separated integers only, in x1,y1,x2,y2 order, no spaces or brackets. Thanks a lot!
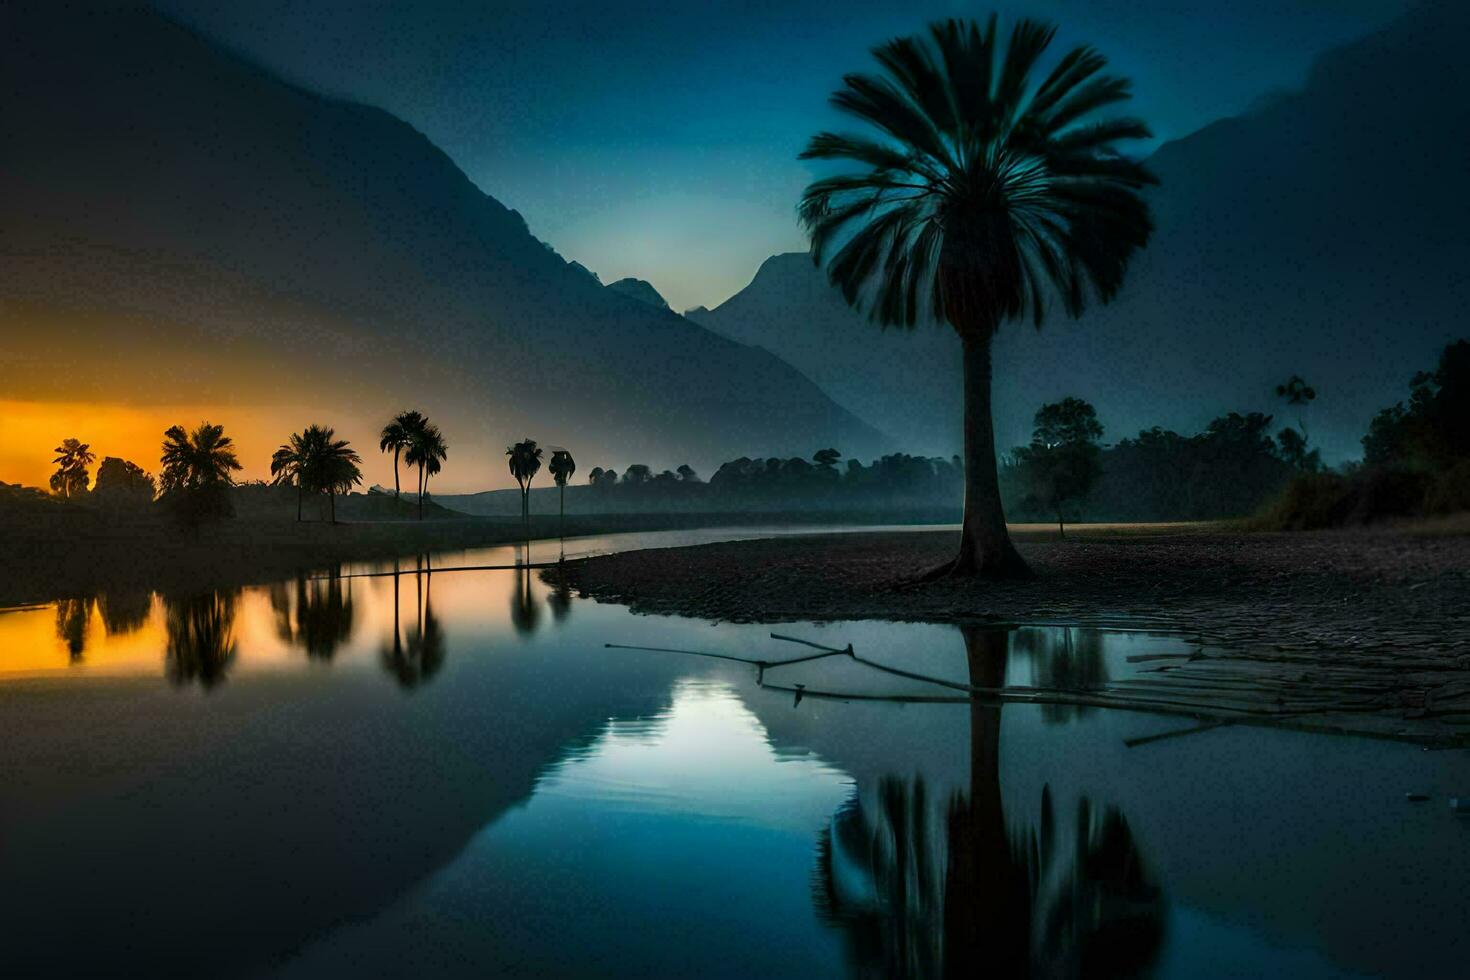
0,1,886,484
605,278,671,310
694,1,1470,462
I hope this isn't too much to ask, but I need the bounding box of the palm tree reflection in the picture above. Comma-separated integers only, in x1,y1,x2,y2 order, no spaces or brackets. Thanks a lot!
1012,627,1109,724
294,569,355,660
545,569,572,624
54,597,94,662
509,544,541,637
98,589,152,636
815,628,1163,977
162,590,239,690
381,557,445,689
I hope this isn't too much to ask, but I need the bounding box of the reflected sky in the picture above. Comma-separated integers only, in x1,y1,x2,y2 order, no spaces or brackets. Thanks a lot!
1,528,1466,977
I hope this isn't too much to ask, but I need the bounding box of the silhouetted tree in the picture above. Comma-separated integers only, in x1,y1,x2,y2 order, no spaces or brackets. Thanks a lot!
548,448,576,539
49,438,95,500
676,464,700,483
1013,398,1103,536
1363,339,1470,470
311,428,363,524
379,410,426,500
270,429,313,521
92,456,155,508
160,422,241,522
813,448,842,472
1274,427,1321,472
800,16,1154,576
98,589,152,636
622,463,652,485
403,423,448,519
506,438,543,524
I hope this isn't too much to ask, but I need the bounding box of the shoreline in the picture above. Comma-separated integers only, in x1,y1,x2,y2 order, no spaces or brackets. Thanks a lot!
546,523,1470,739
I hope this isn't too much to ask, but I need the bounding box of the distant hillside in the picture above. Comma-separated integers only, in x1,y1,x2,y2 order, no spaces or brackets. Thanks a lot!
605,278,670,310
0,2,886,489
693,1,1470,462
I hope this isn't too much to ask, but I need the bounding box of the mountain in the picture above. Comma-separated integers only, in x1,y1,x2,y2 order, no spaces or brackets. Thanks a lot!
693,1,1470,463
605,278,670,310
0,2,886,489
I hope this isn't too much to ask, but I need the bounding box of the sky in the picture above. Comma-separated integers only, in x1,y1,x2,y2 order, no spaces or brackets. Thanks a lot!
155,0,1413,313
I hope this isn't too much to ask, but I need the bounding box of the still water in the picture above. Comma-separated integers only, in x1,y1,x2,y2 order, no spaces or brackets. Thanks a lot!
1,530,1466,977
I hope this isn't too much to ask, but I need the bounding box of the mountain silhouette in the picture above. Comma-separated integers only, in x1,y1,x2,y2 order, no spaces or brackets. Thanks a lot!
0,1,886,483
693,1,1470,462
605,278,671,310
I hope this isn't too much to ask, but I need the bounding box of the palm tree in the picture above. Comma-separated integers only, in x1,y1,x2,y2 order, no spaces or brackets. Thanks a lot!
548,448,576,545
379,410,427,501
50,438,96,500
270,429,314,521
309,427,363,524
403,423,448,520
506,438,543,525
160,422,241,491
799,16,1155,577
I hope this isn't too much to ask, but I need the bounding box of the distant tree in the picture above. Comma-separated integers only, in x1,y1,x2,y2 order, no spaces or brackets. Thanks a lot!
813,448,842,472
92,456,155,508
506,438,543,524
548,448,576,536
1363,339,1470,470
49,438,96,500
799,16,1155,577
588,466,604,485
160,422,242,522
1274,427,1321,472
403,423,448,520
1014,398,1103,537
623,463,652,485
676,464,700,483
379,410,426,500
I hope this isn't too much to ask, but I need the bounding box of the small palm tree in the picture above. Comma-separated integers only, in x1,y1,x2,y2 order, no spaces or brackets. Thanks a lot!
50,438,96,500
548,448,576,542
403,423,448,520
160,423,242,521
379,410,427,501
506,438,543,525
799,15,1155,577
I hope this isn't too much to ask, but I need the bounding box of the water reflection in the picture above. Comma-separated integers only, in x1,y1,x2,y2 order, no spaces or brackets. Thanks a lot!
98,589,152,636
1013,626,1109,724
162,589,239,689
54,596,94,662
381,559,445,689
815,628,1163,978
509,545,541,636
545,570,573,624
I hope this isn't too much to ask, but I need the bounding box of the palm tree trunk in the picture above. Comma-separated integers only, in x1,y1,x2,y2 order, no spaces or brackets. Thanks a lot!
296,482,302,522
330,487,337,524
393,447,401,499
418,463,425,520
953,332,1030,577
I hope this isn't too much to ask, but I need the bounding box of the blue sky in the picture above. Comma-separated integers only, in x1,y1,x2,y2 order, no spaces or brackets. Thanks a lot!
159,0,1411,312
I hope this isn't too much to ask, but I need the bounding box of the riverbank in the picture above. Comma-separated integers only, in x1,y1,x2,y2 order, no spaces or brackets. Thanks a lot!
550,521,1470,738
0,510,877,607
550,521,1470,651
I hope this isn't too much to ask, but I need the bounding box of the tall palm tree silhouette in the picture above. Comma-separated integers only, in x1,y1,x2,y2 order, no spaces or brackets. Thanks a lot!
815,628,1163,977
379,410,427,501
403,423,448,520
548,448,576,552
799,16,1155,577
270,428,316,521
50,438,96,500
506,438,543,526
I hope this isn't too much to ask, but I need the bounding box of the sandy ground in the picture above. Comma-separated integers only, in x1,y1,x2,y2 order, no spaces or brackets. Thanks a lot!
551,524,1469,649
